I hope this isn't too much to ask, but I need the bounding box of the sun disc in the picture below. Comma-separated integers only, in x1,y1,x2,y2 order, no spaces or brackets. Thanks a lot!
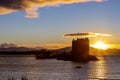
91,41,110,50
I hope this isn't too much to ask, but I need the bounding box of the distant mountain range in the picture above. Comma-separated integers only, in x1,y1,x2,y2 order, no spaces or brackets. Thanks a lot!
0,46,120,55
0,47,42,52
57,46,120,55
57,46,99,52
57,46,72,52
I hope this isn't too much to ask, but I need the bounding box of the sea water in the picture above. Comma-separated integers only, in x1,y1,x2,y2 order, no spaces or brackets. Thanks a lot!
0,54,120,80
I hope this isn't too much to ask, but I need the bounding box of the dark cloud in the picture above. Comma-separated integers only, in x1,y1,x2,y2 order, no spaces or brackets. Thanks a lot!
0,43,17,48
64,32,112,38
0,0,107,18
0,0,25,10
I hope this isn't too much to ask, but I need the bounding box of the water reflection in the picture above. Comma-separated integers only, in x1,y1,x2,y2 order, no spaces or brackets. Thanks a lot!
90,56,108,79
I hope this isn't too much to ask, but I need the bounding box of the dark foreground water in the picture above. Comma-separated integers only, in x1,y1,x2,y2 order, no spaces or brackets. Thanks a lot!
0,54,120,80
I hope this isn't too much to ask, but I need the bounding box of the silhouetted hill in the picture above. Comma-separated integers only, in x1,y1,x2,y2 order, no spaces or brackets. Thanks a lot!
57,46,120,55
57,46,100,52
0,46,119,55
57,46,72,52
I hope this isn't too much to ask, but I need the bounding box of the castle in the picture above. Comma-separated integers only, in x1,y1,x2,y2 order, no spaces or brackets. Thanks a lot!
36,38,97,62
72,38,97,61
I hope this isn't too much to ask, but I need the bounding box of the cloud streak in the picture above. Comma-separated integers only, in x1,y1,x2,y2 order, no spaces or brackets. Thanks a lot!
64,32,112,37
0,0,106,18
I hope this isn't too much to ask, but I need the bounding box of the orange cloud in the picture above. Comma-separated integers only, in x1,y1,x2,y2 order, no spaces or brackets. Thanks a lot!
41,43,70,50
0,7,16,15
0,0,107,18
17,43,70,50
25,10,39,18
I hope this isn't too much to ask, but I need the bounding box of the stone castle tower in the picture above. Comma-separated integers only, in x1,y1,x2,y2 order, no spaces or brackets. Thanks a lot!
72,38,89,61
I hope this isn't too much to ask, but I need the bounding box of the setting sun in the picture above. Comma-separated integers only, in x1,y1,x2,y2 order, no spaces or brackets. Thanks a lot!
91,41,110,50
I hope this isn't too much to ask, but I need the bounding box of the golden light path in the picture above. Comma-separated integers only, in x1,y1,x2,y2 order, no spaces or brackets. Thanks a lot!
91,41,110,50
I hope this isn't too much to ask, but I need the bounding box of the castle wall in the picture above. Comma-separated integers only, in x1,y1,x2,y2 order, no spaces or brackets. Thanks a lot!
72,38,89,61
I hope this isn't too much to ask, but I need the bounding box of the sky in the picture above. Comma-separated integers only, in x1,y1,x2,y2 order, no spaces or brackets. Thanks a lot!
0,0,120,49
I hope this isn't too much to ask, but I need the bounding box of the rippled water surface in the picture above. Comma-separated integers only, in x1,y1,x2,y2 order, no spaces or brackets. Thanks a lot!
0,55,120,80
